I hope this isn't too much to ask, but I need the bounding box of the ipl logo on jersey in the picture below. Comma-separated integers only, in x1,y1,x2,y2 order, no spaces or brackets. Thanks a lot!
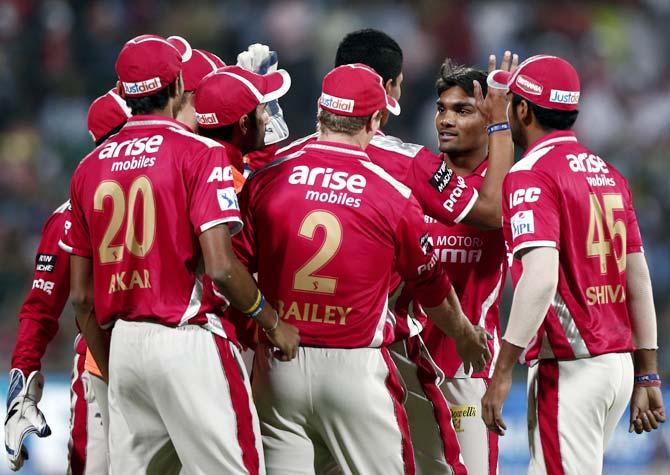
511,210,535,239
217,187,238,211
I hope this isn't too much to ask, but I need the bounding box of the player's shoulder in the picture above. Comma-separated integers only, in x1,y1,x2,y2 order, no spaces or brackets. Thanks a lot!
247,148,306,183
368,133,426,159
275,132,318,157
164,126,223,151
358,158,412,200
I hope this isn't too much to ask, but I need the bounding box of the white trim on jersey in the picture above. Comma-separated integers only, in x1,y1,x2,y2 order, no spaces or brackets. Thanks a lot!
453,188,479,223
303,142,369,159
369,134,424,158
275,132,318,157
359,160,412,199
179,274,203,327
512,240,557,257
479,270,504,378
553,291,591,358
54,200,70,214
168,126,222,148
525,135,578,157
370,298,390,347
200,217,243,236
58,239,74,254
124,119,186,130
489,327,501,378
510,146,554,173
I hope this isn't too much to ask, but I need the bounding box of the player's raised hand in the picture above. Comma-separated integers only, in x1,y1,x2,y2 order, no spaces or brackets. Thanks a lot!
629,385,666,434
4,369,51,471
481,373,511,436
265,318,300,361
475,50,519,124
456,323,492,375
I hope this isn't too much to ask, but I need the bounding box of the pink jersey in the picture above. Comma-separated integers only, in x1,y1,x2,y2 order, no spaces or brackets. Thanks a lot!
63,115,242,331
235,140,452,348
502,131,642,365
420,160,507,379
11,202,72,375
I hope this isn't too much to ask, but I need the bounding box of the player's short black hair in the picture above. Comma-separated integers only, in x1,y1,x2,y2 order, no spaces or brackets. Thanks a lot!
335,29,403,85
94,123,125,147
436,59,487,98
198,107,258,142
125,79,178,116
512,94,579,131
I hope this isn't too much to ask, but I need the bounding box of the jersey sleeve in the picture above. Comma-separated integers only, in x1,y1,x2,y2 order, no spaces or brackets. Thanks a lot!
394,196,452,308
502,170,561,257
623,181,643,254
232,178,258,273
11,213,71,375
63,172,92,257
407,149,478,224
184,146,243,236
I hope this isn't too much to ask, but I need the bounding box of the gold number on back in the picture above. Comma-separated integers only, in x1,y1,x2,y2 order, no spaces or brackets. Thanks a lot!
94,176,157,264
293,210,342,294
586,193,627,274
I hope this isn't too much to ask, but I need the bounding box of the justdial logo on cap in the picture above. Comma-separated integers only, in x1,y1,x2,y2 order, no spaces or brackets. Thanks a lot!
320,93,354,112
195,112,219,125
123,77,162,95
550,89,580,105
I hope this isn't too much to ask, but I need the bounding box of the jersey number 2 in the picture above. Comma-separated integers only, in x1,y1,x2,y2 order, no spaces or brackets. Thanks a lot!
586,193,626,274
293,210,342,294
94,177,156,264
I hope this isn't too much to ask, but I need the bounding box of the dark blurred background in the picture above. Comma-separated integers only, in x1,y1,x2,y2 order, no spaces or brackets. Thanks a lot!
2,0,668,375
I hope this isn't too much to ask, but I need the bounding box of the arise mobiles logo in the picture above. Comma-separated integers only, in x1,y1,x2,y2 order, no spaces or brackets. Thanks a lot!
550,89,580,105
320,93,354,113
122,77,162,95
99,135,164,159
289,165,366,194
515,75,543,95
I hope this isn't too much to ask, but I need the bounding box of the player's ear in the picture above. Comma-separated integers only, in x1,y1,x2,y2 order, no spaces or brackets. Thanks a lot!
176,72,184,97
238,114,249,135
384,77,394,95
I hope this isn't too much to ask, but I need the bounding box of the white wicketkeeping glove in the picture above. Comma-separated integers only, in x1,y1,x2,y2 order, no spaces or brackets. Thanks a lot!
237,43,290,145
4,369,51,471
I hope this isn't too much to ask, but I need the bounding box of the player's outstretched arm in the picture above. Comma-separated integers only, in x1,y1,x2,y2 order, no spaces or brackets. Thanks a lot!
626,252,665,433
70,255,110,382
460,51,518,230
482,246,558,435
199,225,299,360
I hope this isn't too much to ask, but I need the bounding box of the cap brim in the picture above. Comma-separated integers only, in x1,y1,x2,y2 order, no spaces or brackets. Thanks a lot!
261,69,291,102
488,70,512,90
386,95,401,116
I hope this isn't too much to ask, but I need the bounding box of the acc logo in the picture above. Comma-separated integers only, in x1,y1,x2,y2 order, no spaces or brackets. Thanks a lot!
320,93,354,113
207,166,234,183
122,77,162,95
550,89,580,105
35,254,57,273
508,187,541,208
429,161,454,193
515,75,543,95
32,279,55,295
217,187,238,211
511,210,535,239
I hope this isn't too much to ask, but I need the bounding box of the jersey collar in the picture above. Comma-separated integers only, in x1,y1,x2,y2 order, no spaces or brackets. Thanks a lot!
303,140,370,161
523,130,578,158
123,114,189,131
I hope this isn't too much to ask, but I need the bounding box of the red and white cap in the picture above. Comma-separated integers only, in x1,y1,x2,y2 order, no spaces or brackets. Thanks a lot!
489,55,580,111
319,64,400,117
167,36,226,91
115,34,182,98
194,65,291,128
87,89,131,142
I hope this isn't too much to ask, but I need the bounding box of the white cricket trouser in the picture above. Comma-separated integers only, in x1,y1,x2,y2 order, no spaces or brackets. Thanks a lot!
252,345,413,475
68,355,108,475
389,338,466,475
527,353,633,475
442,378,499,475
108,320,264,475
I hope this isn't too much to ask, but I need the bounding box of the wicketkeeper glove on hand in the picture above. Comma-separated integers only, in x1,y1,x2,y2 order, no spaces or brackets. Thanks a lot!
5,369,51,471
237,43,290,145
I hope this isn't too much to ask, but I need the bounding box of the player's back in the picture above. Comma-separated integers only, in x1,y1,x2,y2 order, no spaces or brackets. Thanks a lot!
68,115,240,327
503,131,642,362
240,141,420,348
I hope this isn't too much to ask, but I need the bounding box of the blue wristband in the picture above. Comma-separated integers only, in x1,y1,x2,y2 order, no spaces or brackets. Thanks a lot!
634,373,661,384
487,122,510,135
247,294,266,319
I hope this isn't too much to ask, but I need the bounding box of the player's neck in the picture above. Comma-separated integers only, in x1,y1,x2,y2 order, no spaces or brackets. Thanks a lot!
444,149,487,175
317,131,368,150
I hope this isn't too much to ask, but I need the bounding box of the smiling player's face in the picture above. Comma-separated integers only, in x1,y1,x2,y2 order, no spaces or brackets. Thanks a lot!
435,86,487,157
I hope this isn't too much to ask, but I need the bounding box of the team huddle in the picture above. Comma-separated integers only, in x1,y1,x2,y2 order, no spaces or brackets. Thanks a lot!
4,29,665,475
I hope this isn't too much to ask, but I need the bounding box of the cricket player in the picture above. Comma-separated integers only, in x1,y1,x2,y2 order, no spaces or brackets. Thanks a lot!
405,60,507,475
4,88,130,474
481,55,665,474
234,63,491,475
62,34,299,474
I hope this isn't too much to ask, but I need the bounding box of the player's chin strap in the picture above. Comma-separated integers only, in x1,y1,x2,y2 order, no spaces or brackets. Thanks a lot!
4,369,51,471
